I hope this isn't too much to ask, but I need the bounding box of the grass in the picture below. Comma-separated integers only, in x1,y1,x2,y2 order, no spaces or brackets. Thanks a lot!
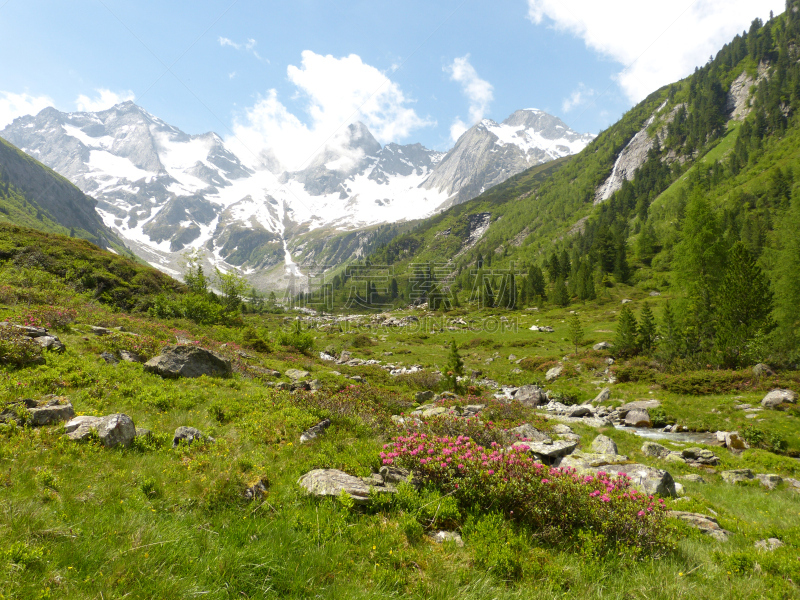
0,239,799,598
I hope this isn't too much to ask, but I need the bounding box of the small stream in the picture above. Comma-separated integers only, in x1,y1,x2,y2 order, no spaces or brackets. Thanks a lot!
614,425,720,445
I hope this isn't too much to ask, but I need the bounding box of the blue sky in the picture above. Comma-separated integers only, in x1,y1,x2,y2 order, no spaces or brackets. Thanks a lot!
0,0,783,164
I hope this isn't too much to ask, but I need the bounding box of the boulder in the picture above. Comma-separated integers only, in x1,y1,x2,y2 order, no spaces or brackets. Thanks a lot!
681,448,719,465
756,473,782,490
286,368,311,380
298,469,393,503
119,350,145,363
243,478,269,500
172,426,213,449
566,405,591,418
511,439,577,464
300,419,331,443
641,442,669,459
761,389,797,408
590,435,618,455
100,352,119,365
379,465,413,485
28,400,75,427
96,414,136,448
602,464,676,497
593,342,612,351
558,452,629,469
551,424,574,435
414,390,435,403
669,511,729,541
755,538,784,551
144,345,231,379
625,408,651,427
36,336,65,353
681,474,706,483
545,365,563,382
590,387,611,404
514,385,546,407
752,363,775,377
64,416,102,441
722,431,748,451
507,423,550,442
619,400,661,414
721,469,754,485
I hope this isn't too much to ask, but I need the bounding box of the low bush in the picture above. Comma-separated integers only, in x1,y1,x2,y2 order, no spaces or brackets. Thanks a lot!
350,333,374,348
0,326,44,367
658,370,751,395
464,513,527,580
382,433,673,557
741,425,788,453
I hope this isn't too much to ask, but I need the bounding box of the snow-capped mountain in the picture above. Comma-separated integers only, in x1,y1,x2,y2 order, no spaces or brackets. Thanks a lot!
0,102,593,282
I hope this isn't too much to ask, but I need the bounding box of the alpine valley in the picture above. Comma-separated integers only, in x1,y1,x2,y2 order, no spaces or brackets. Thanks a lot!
0,104,593,286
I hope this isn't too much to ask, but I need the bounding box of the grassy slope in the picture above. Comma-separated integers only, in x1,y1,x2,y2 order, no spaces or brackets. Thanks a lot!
0,226,798,598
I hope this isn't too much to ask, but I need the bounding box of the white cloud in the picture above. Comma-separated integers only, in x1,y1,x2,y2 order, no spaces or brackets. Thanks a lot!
562,83,595,112
219,36,267,62
0,91,55,128
230,51,434,172
75,88,135,112
445,55,494,141
527,0,783,102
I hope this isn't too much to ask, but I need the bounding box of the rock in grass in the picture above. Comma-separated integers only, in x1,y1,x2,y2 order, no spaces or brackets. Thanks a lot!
510,439,577,464
100,351,119,365
431,531,464,546
545,365,563,382
96,414,136,448
514,385,546,407
625,408,651,427
298,469,393,504
64,416,102,441
144,345,231,379
300,419,331,443
590,387,611,404
285,368,311,380
756,474,782,490
36,336,65,353
507,423,550,442
721,469,755,484
669,511,730,541
641,442,670,458
590,435,618,456
172,426,213,449
119,350,145,363
680,474,706,483
601,463,676,497
755,538,784,551
414,390,435,403
761,389,797,409
752,363,775,377
28,400,75,426
593,342,612,351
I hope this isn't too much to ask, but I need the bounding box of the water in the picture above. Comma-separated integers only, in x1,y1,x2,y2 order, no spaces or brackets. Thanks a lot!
614,425,720,445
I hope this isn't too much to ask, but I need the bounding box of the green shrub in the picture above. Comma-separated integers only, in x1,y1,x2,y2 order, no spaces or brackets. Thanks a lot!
465,513,526,580
2,541,44,569
276,330,314,353
0,326,44,367
400,513,425,544
351,333,374,348
658,370,751,395
741,425,788,453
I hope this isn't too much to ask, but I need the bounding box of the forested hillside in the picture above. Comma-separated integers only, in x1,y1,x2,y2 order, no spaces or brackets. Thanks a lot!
349,3,800,370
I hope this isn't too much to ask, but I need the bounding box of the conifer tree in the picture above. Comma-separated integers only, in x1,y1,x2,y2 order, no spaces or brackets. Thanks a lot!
443,340,464,393
656,301,682,366
714,242,775,367
552,275,569,307
567,313,583,356
637,303,658,355
615,304,639,358
773,193,800,342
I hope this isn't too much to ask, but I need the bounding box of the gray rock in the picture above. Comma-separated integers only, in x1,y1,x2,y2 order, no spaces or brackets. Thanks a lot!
144,345,231,379
421,406,446,418
641,441,670,459
300,419,331,443
119,350,145,363
511,439,577,463
590,387,611,404
545,365,563,382
507,423,549,442
286,368,311,380
625,408,651,427
298,469,393,503
514,384,546,407
550,424,574,435
762,389,797,408
752,363,775,377
619,400,661,414
379,465,413,485
414,390,435,403
681,448,719,465
567,405,592,418
64,415,102,441
603,463,676,497
558,452,629,469
243,478,269,500
100,351,119,365
756,473,782,490
309,379,322,391
96,414,136,448
36,336,65,353
90,326,112,335
431,530,463,546
721,431,748,451
135,428,152,439
721,469,754,484
28,401,75,426
593,342,611,351
590,435,618,455
755,538,784,551
172,426,213,449
681,474,706,483
669,511,730,541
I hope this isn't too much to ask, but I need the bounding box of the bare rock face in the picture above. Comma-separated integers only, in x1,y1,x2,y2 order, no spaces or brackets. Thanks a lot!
726,71,755,120
144,345,231,379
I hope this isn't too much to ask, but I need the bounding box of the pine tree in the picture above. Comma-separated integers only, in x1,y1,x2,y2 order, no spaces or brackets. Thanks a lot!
637,303,658,355
656,301,682,366
442,340,464,393
773,193,800,342
552,275,569,307
615,305,639,358
567,313,583,356
714,242,775,367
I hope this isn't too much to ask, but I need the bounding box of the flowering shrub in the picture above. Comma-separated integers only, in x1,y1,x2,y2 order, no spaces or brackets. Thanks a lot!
381,433,672,557
15,306,77,331
99,332,163,360
0,327,44,367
